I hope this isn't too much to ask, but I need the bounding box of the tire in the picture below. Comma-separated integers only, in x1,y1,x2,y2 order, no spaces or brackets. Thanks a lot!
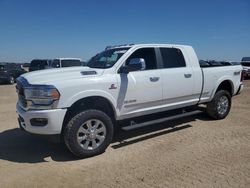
206,90,231,120
63,109,114,158
8,76,15,85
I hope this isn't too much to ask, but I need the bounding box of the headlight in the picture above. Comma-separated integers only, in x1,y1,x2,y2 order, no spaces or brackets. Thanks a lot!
24,85,60,109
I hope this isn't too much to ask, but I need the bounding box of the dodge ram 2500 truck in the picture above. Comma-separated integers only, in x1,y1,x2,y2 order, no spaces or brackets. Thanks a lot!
16,44,244,157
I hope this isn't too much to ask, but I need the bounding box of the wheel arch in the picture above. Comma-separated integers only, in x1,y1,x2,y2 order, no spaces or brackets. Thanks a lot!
62,96,117,133
214,79,234,97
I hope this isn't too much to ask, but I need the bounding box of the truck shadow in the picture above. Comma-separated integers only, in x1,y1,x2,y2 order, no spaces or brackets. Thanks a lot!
0,128,76,163
0,113,207,163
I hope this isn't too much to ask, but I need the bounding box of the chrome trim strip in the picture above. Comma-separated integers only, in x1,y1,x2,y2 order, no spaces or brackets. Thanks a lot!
118,101,198,120
124,93,201,109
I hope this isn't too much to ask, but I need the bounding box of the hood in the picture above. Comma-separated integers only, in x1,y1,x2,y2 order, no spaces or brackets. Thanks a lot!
21,67,104,85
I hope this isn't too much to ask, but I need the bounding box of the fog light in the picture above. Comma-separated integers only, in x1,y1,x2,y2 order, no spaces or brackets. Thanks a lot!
30,118,48,126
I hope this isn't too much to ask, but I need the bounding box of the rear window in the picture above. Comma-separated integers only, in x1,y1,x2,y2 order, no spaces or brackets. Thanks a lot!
160,48,186,68
61,60,81,67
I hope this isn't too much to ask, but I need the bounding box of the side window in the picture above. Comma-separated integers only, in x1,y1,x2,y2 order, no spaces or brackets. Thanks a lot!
126,48,157,70
51,60,60,68
160,48,186,68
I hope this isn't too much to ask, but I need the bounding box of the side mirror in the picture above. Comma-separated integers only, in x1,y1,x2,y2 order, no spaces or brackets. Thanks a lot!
120,58,146,73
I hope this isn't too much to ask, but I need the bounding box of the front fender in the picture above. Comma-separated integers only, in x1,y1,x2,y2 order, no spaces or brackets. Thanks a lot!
60,89,117,111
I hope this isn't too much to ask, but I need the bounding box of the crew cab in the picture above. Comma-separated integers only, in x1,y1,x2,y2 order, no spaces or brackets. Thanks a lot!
16,44,243,157
0,63,26,84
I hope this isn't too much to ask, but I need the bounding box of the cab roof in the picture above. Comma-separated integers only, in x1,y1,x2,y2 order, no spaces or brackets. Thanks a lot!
106,43,192,50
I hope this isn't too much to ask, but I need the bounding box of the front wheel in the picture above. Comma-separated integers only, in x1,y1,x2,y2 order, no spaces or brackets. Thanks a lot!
206,90,231,120
63,109,114,158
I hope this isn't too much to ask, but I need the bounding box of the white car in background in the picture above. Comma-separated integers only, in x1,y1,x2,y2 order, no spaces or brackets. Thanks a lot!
50,58,82,68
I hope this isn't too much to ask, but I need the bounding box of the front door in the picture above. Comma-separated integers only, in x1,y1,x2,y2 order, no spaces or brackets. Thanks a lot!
117,48,162,119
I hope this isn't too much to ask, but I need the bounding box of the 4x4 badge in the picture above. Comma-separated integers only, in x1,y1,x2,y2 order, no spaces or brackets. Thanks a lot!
109,84,117,90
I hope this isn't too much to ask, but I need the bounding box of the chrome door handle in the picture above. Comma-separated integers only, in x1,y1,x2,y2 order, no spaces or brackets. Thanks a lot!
150,77,160,82
184,74,192,78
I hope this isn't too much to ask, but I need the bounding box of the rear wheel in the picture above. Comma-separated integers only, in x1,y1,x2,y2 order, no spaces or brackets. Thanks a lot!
63,109,114,158
206,90,231,119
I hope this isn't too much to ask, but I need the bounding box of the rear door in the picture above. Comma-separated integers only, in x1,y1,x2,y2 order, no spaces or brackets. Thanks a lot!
159,47,196,108
117,47,163,118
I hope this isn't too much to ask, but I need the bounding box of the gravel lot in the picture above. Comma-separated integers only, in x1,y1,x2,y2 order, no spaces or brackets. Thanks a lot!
0,80,249,188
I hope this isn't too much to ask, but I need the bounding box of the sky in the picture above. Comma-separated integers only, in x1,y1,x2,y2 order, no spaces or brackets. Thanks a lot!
0,0,249,62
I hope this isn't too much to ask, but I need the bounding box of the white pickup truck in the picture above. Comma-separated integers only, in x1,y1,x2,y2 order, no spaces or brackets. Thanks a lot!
16,44,244,157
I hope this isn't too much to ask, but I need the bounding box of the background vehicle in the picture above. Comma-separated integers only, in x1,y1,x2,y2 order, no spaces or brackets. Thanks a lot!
29,58,83,72
241,57,250,79
81,61,87,66
0,63,27,84
29,59,52,72
16,44,243,158
50,58,82,68
199,60,241,67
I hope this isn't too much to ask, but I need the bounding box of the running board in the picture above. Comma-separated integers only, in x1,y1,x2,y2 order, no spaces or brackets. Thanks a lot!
121,110,202,131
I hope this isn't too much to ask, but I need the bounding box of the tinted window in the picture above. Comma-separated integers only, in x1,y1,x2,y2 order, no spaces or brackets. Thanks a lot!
51,60,60,68
126,48,157,70
242,63,250,67
30,60,48,69
242,57,250,62
61,60,81,67
160,48,186,68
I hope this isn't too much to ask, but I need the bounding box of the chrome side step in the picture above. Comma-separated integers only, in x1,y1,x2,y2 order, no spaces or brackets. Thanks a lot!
121,110,202,131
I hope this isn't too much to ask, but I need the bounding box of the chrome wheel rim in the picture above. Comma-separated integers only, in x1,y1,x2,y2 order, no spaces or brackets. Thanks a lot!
217,96,229,115
77,119,106,150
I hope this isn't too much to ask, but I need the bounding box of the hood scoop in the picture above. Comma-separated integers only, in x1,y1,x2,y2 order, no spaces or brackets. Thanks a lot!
80,71,97,76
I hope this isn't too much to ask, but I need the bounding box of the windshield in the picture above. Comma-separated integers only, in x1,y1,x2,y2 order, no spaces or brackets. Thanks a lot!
87,48,130,68
242,63,250,67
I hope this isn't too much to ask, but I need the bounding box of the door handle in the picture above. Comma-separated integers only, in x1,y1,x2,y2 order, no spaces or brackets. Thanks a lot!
184,74,192,78
150,77,160,82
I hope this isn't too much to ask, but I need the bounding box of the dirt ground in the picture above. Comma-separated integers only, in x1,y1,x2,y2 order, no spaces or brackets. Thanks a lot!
0,81,249,188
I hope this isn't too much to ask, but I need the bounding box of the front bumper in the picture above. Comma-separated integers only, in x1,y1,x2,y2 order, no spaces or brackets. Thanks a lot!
16,103,67,135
